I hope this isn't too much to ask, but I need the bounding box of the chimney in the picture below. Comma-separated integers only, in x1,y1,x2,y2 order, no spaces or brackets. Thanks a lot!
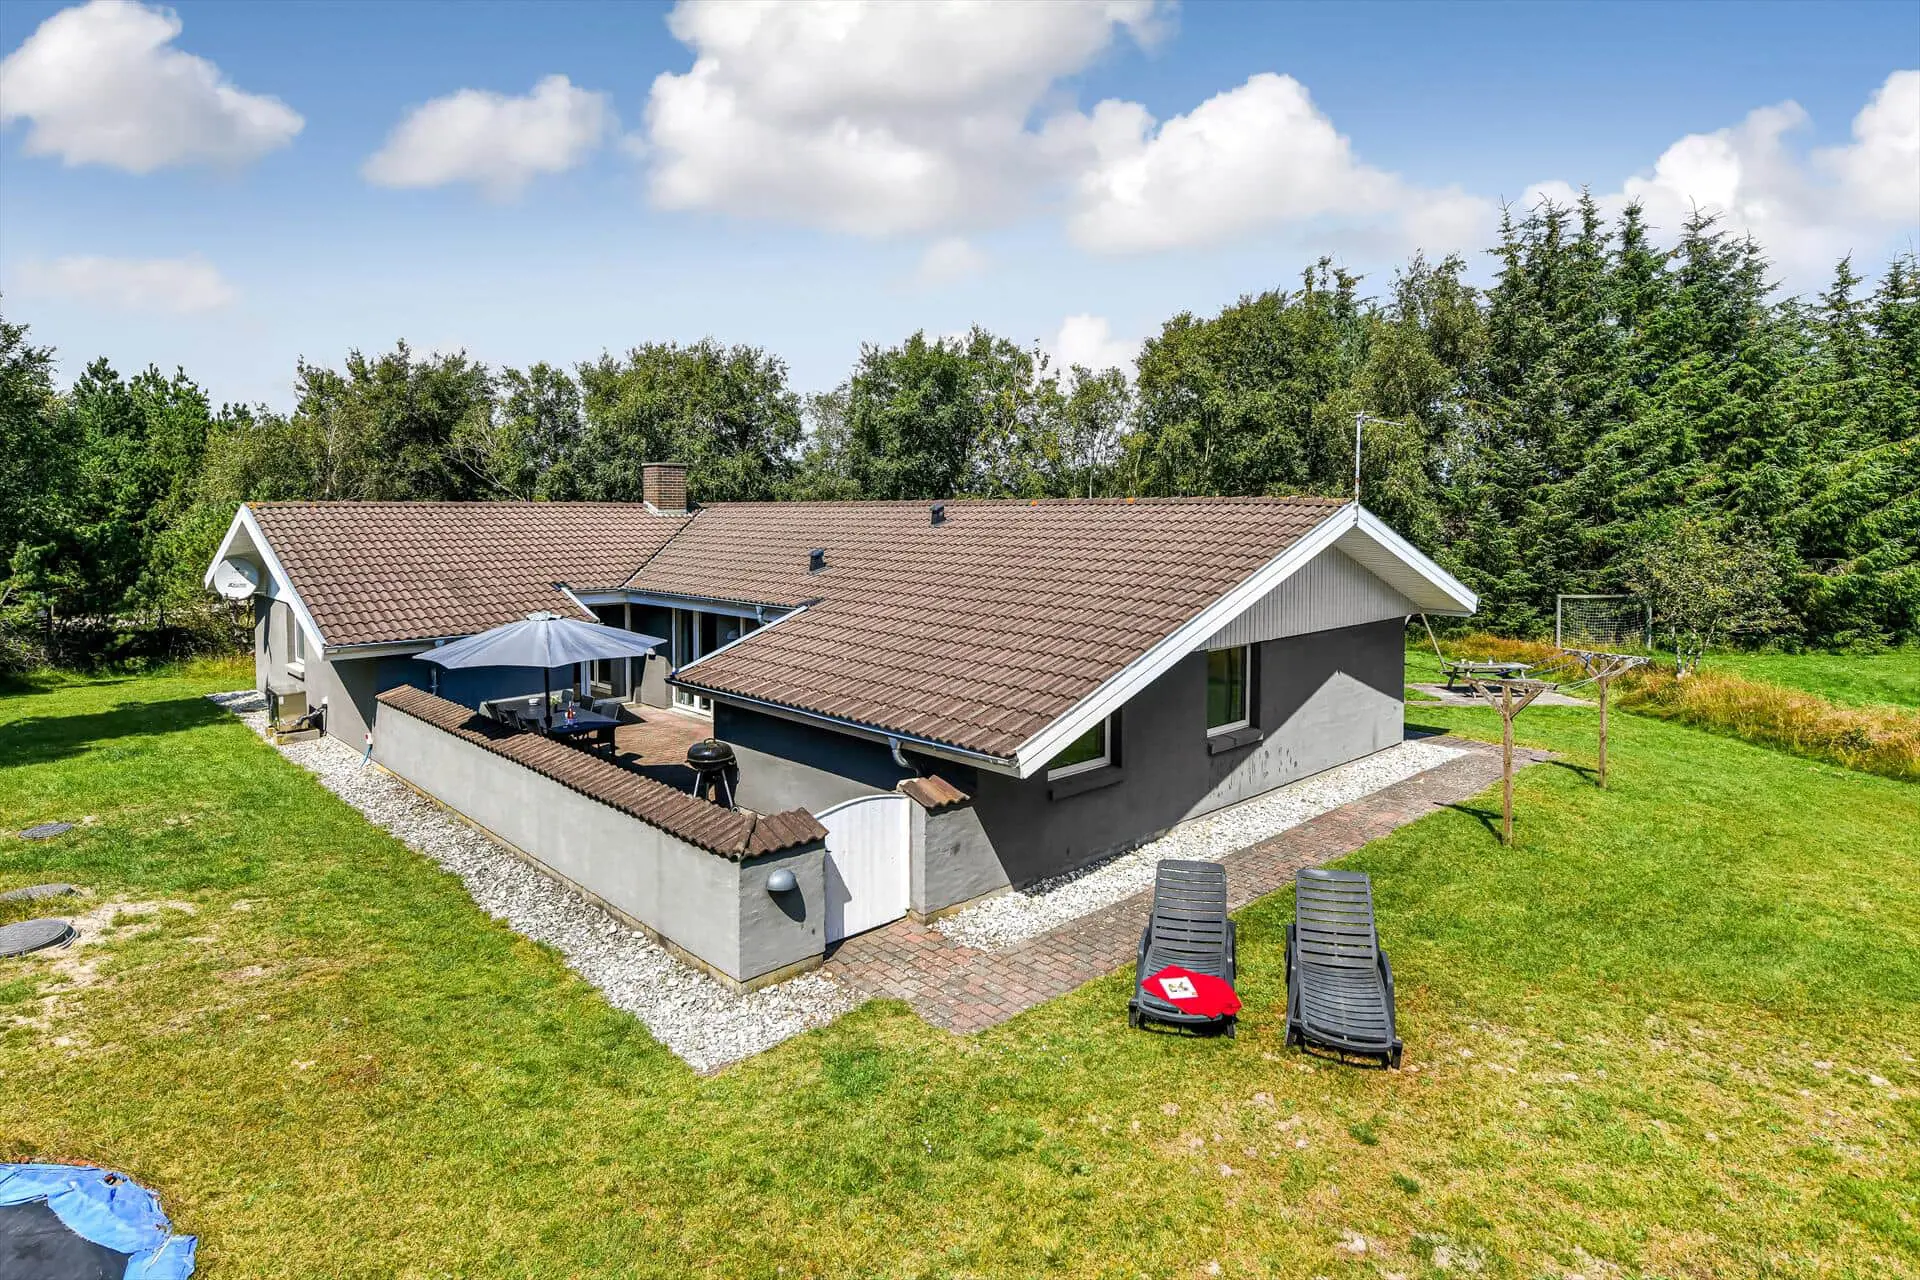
930,502,946,526
642,462,689,515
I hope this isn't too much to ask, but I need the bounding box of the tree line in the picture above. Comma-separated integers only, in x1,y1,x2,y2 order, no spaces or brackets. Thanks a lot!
2,196,1915,668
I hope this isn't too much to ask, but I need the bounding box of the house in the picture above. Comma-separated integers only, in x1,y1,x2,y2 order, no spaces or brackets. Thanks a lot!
206,463,1476,988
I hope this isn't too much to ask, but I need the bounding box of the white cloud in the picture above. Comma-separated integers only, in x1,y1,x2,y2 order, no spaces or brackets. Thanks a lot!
1050,313,1138,376
1528,70,1919,283
363,75,613,199
0,0,302,172
14,254,237,313
1060,73,1494,255
913,237,989,286
642,0,1167,236
1818,70,1919,222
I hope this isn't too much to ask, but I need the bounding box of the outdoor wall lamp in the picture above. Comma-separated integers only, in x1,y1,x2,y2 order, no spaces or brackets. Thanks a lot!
765,869,797,895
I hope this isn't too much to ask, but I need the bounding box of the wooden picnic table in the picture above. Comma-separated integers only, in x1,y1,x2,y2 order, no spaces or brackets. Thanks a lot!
1440,658,1532,690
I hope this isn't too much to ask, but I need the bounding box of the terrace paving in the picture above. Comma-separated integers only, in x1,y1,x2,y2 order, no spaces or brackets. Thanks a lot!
823,735,1549,1033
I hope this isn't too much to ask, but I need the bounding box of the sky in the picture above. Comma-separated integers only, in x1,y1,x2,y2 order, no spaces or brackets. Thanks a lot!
1,0,1915,410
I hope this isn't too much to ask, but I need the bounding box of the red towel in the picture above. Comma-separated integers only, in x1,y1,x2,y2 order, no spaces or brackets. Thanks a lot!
1144,965,1241,1017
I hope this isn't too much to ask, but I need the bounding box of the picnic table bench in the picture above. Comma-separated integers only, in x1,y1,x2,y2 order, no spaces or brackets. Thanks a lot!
1440,658,1532,690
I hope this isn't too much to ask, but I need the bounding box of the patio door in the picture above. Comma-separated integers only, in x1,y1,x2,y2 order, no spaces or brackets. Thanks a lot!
672,608,716,715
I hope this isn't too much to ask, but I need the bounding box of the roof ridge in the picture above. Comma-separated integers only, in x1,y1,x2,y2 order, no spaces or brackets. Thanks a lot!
692,495,1349,509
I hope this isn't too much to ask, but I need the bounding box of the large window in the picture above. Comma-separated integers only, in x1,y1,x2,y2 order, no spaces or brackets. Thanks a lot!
1206,645,1251,734
1047,716,1112,778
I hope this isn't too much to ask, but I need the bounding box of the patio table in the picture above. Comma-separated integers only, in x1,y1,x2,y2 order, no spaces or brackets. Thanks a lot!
539,709,620,754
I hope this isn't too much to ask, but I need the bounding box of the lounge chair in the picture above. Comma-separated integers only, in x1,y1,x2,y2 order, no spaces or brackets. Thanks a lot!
1128,860,1237,1035
1285,868,1402,1067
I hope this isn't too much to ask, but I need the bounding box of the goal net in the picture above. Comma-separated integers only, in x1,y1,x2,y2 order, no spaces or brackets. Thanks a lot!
1555,594,1650,651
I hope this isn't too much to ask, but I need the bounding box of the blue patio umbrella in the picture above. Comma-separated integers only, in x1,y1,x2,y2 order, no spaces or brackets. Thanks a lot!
415,611,666,714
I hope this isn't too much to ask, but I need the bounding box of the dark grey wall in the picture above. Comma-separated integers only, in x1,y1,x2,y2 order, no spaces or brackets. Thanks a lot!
714,617,1406,893
964,617,1405,886
295,649,588,748
720,702,913,814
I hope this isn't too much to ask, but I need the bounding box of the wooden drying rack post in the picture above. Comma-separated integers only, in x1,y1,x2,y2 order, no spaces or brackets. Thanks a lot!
1463,676,1553,846
1558,649,1649,788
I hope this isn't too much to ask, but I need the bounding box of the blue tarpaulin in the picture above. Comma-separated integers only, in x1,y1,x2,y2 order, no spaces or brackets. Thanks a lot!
0,1163,196,1279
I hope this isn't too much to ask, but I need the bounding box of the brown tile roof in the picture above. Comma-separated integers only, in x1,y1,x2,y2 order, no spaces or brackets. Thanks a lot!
250,495,1348,761
376,686,825,859
662,498,1347,758
898,774,970,812
252,502,687,647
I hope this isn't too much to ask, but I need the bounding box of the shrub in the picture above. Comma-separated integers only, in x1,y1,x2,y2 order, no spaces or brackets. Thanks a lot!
1618,667,1920,783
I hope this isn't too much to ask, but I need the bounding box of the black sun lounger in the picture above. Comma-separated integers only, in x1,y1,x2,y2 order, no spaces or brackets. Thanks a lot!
1285,868,1402,1067
1129,860,1237,1035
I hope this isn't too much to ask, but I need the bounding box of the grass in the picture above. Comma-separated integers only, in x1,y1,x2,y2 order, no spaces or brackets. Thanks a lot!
1713,649,1920,711
1,667,1916,1278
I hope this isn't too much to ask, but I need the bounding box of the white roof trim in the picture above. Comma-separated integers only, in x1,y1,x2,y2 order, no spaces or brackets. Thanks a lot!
1347,507,1477,615
1007,504,1475,778
204,505,327,655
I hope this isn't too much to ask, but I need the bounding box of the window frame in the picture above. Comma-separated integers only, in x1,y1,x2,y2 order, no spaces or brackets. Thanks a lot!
1205,644,1253,736
1046,714,1114,779
286,605,306,678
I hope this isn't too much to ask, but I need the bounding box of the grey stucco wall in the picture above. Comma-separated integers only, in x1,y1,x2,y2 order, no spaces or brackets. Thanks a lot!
713,617,1406,896
373,701,825,985
916,803,1010,917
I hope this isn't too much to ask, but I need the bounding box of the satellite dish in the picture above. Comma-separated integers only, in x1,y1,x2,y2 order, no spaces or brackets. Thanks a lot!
212,558,260,600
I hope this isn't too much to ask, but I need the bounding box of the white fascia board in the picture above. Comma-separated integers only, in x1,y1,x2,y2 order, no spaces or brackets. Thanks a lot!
1351,507,1478,614
1008,505,1359,778
204,505,327,654
325,639,443,660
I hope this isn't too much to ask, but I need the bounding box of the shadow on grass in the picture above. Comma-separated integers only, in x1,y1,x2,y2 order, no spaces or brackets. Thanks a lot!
1440,801,1504,841
1545,759,1598,782
1404,721,1454,740
0,695,229,769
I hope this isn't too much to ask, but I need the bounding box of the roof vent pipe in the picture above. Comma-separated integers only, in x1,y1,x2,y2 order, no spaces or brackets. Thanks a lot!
930,502,946,526
808,548,827,573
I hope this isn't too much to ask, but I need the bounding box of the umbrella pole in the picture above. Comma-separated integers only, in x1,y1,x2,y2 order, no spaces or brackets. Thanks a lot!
543,666,551,728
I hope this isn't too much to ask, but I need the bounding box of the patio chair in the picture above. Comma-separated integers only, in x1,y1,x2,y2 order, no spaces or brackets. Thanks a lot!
1285,868,1402,1067
1128,860,1237,1035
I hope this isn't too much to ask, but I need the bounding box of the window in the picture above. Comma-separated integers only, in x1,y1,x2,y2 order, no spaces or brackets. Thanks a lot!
1206,646,1250,734
285,606,305,677
1047,716,1112,778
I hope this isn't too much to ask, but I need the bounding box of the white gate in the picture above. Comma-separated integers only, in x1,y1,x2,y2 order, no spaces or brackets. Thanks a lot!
817,792,912,943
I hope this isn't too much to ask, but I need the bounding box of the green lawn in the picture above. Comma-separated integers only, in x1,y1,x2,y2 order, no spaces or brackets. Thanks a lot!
1713,648,1920,710
2,666,1916,1278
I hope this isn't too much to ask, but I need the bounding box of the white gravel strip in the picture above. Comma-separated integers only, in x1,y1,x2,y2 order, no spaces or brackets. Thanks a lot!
934,739,1466,953
208,691,861,1072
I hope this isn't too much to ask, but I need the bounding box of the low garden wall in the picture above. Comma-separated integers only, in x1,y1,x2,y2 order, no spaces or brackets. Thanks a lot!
372,690,828,988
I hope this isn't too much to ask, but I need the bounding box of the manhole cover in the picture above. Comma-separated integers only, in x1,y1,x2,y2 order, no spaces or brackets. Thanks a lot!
0,883,76,903
20,822,74,841
0,918,76,957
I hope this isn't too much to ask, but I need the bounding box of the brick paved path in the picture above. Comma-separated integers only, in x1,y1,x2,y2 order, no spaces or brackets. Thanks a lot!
822,736,1548,1034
